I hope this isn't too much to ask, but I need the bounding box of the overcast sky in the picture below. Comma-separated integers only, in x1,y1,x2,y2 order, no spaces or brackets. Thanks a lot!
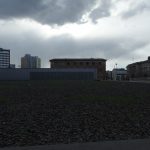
0,0,150,70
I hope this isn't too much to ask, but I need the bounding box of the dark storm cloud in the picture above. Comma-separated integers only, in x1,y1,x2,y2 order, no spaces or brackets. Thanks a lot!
0,0,98,25
0,0,150,24
0,0,119,25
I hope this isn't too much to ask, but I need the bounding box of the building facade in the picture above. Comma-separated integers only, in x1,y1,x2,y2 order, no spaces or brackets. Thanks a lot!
0,48,10,68
127,57,150,79
106,71,112,80
50,58,106,80
112,68,127,80
21,54,41,68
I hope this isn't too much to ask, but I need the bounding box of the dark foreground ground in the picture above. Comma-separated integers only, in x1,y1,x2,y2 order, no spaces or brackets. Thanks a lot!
0,80,150,148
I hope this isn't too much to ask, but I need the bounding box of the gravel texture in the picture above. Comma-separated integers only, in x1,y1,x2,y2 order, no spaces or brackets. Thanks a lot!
0,80,150,147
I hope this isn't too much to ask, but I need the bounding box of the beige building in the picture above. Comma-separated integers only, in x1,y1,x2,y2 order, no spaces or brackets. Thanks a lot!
127,56,150,79
21,54,41,68
50,58,106,80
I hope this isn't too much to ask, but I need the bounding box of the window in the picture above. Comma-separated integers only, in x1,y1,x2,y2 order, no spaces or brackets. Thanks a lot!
80,62,83,65
92,62,95,65
86,62,89,65
73,62,76,65
67,62,70,65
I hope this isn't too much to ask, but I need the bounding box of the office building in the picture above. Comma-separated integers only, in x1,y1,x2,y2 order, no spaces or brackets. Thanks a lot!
21,54,41,68
50,58,106,80
0,48,10,68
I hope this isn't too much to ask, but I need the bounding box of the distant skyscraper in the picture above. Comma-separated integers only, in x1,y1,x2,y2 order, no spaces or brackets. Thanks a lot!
0,48,10,68
21,54,41,68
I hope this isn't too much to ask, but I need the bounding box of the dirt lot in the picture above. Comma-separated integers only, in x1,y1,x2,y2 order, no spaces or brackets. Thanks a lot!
0,80,150,147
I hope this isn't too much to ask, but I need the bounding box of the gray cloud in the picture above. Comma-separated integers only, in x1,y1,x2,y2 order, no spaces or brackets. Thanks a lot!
90,0,112,23
0,28,148,68
0,0,42,18
122,0,150,19
0,0,149,70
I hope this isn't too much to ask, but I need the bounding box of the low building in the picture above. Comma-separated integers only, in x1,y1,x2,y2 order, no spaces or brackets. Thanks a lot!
0,48,10,68
112,68,127,81
50,58,106,80
10,64,16,68
127,57,150,80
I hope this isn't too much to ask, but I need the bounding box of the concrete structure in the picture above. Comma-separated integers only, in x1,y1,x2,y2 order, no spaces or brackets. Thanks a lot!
21,54,41,68
0,48,10,68
0,68,97,80
112,68,127,80
127,57,150,80
50,58,106,80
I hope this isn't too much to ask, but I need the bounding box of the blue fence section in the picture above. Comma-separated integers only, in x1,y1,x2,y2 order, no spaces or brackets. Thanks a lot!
0,68,97,80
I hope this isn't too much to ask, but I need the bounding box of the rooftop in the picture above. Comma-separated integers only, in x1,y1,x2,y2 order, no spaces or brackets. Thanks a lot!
127,56,150,67
0,48,10,51
50,58,106,62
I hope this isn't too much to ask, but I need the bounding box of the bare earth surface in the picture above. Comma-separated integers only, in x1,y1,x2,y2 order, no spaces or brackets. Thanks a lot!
0,81,150,148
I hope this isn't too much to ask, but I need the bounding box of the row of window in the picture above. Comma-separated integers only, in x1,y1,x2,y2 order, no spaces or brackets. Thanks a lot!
0,61,9,63
0,63,10,65
0,54,10,55
142,67,150,71
0,52,10,54
0,55,10,57
0,60,10,62
0,54,9,55
65,61,102,66
0,57,10,59
0,57,10,58
0,66,10,68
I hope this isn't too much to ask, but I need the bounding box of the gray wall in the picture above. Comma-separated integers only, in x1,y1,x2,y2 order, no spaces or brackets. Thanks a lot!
0,68,97,80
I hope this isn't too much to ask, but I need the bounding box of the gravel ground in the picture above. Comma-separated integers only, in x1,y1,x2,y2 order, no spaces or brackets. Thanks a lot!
0,80,150,147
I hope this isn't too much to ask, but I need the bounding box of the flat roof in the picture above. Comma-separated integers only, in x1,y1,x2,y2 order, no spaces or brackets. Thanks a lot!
50,58,106,62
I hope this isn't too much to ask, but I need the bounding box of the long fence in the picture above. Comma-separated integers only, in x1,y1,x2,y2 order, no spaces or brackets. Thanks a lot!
0,68,97,80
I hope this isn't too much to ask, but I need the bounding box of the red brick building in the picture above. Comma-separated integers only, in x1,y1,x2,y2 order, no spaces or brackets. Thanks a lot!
50,58,106,80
